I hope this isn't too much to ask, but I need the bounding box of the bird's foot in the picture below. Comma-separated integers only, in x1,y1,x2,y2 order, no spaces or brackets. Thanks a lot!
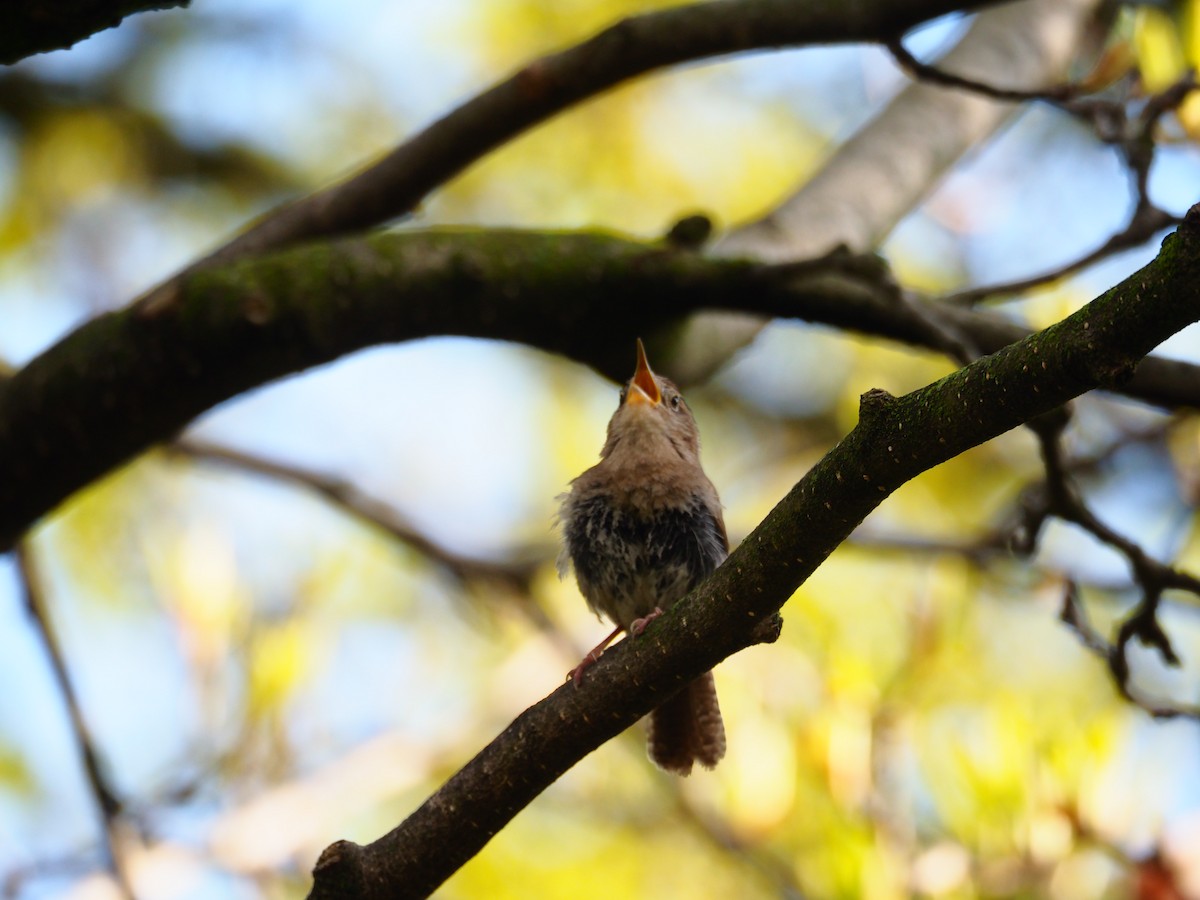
568,624,624,687
629,607,665,637
568,650,603,686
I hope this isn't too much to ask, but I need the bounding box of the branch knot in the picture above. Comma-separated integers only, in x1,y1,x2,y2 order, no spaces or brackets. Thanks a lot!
858,388,897,423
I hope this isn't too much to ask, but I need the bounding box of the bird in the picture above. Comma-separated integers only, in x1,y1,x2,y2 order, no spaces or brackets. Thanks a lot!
558,338,727,775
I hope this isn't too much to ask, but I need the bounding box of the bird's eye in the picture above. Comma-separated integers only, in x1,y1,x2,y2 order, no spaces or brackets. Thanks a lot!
670,394,682,410
619,386,628,405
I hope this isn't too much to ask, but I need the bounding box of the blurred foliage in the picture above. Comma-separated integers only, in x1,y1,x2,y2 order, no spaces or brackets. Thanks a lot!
3,1,1200,899
1131,0,1200,137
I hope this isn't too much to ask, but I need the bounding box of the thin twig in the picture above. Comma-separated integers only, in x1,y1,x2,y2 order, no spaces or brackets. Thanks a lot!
945,73,1197,306
14,543,133,898
1059,582,1200,719
945,206,1181,306
887,45,1195,308
1023,414,1200,718
1127,71,1199,204
886,36,1079,103
169,438,545,590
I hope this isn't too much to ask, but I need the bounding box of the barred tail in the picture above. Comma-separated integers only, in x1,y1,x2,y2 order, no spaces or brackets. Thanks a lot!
647,670,726,775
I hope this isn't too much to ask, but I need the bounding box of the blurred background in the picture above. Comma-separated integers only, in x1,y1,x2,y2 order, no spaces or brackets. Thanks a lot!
5,0,1200,897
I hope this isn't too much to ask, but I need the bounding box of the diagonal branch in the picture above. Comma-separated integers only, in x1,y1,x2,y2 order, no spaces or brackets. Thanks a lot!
14,543,132,898
305,204,1200,899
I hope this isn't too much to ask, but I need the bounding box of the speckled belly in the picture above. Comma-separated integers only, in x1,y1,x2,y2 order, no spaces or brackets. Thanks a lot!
564,496,726,629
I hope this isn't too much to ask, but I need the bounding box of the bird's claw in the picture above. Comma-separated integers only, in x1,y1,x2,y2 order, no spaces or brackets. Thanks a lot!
567,610,663,686
568,651,602,687
629,607,665,637
567,624,625,687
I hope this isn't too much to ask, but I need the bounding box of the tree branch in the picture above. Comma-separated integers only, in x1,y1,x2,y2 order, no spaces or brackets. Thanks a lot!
885,33,1079,103
131,0,997,318
674,0,1100,383
5,229,1200,551
0,0,187,65
719,0,1098,263
1017,411,1200,718
945,73,1198,306
946,205,1181,306
1059,582,1200,719
306,205,1200,899
167,438,542,590
15,542,131,898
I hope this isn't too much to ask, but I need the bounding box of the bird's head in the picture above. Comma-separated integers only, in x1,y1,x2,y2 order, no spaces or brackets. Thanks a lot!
600,339,701,463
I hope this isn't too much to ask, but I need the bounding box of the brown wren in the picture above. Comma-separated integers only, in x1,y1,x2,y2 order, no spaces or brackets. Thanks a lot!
558,339,727,775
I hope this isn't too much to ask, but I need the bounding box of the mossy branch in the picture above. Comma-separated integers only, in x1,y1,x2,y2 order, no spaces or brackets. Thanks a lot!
3,226,1200,551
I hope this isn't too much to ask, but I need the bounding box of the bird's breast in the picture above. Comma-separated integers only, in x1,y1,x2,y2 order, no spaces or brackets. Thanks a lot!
562,492,726,628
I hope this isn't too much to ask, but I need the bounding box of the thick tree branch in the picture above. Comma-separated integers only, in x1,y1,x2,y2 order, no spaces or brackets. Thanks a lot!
0,0,186,65
132,0,997,317
306,206,1200,899
5,229,1200,551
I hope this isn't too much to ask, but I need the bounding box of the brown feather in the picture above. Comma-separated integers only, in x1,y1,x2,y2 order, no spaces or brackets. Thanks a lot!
648,672,726,775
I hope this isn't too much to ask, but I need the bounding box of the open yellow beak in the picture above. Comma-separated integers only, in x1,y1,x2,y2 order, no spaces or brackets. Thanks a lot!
626,338,662,407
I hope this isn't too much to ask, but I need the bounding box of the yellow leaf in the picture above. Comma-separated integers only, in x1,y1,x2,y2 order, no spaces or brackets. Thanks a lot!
248,620,310,715
0,746,33,796
1184,0,1200,66
1176,90,1200,141
23,110,138,208
1134,7,1187,91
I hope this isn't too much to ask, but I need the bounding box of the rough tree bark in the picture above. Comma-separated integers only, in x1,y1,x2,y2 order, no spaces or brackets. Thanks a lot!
0,0,188,65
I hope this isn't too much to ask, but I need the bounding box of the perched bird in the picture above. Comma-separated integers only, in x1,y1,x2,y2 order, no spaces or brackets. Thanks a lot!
559,339,727,775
